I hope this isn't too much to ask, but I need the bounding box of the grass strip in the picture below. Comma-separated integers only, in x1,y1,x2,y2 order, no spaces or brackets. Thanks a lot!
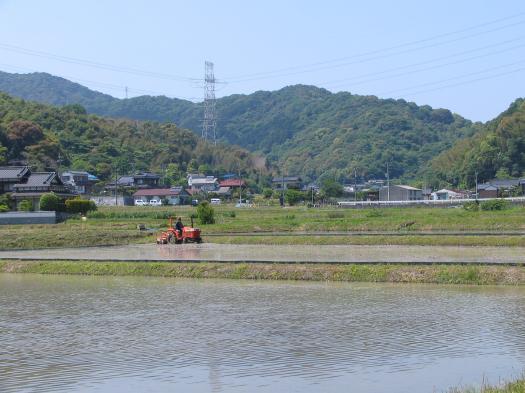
449,378,525,392
2,260,525,285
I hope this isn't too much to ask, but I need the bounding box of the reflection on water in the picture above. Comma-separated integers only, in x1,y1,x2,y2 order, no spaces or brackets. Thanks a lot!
1,275,524,393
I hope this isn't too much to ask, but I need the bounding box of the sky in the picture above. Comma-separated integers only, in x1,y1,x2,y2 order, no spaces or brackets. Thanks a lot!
0,0,524,121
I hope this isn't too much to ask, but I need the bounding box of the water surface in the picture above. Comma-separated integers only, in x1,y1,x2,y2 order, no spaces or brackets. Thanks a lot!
1,274,524,392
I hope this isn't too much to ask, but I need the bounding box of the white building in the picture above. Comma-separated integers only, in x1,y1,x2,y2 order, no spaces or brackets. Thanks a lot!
187,173,218,192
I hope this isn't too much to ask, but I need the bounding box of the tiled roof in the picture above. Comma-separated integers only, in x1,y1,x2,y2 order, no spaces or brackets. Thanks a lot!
0,166,30,181
14,172,61,188
191,178,217,185
395,185,421,191
219,179,245,187
134,172,161,179
272,176,301,182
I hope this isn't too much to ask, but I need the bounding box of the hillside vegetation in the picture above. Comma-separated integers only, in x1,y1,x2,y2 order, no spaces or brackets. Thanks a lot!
0,92,265,184
427,98,525,187
0,71,477,182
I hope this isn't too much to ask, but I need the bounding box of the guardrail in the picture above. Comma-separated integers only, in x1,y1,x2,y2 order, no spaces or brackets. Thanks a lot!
337,197,525,208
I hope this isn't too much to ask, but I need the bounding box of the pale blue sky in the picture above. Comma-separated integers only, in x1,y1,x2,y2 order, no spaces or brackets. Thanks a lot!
0,0,524,121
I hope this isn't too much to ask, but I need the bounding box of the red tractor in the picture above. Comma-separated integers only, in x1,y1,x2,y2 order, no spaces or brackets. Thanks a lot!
156,216,202,244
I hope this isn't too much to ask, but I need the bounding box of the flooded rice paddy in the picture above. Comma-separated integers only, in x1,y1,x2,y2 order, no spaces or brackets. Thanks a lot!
1,243,525,263
1,274,524,392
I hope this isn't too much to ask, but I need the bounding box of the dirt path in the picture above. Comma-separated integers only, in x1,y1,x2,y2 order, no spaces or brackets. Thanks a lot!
1,243,525,264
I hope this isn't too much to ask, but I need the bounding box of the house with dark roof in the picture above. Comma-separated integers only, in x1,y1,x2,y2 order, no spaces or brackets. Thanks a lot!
105,172,162,191
132,187,190,205
0,166,31,194
61,170,98,194
478,179,525,198
11,172,74,210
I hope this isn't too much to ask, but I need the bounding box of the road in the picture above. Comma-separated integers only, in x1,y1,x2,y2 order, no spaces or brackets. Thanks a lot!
1,243,525,264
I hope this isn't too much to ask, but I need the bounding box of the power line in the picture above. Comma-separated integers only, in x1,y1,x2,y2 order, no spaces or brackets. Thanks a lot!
323,40,525,90
319,36,525,86
383,63,525,97
0,63,201,101
0,42,201,83
224,17,525,83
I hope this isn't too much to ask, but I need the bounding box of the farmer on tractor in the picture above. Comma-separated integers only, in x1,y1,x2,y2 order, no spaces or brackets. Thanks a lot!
175,217,184,234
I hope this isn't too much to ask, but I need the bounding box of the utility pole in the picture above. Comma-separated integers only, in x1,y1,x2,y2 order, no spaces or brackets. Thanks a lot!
386,162,390,201
281,173,285,207
238,165,242,206
114,170,118,206
202,61,217,145
475,171,478,200
354,168,357,202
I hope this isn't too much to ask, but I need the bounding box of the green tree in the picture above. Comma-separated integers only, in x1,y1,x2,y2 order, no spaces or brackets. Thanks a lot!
495,167,512,179
285,189,304,206
6,120,44,159
164,163,183,186
65,199,97,215
0,143,6,165
18,199,33,212
196,201,215,224
262,188,273,199
39,192,60,211
321,178,343,198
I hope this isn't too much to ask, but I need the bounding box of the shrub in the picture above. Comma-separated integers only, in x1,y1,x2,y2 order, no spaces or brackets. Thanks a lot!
196,201,215,224
0,204,9,212
65,198,97,215
366,209,384,217
0,193,13,209
480,199,508,211
18,199,33,212
262,188,273,199
462,200,480,212
285,189,304,206
39,192,60,211
223,211,236,218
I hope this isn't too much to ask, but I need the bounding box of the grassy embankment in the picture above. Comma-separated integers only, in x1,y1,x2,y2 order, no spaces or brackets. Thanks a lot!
450,379,525,392
0,205,524,249
2,260,525,285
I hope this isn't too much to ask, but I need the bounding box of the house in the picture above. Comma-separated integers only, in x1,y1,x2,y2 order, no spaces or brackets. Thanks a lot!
478,179,525,198
215,187,232,198
133,187,190,205
187,173,218,192
105,172,161,190
379,185,422,201
272,176,302,191
432,189,467,200
134,172,161,188
11,172,74,210
0,166,31,194
61,171,98,194
219,179,246,188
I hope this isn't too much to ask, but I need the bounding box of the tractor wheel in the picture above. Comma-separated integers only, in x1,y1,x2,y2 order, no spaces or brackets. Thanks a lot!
183,238,189,244
196,238,202,244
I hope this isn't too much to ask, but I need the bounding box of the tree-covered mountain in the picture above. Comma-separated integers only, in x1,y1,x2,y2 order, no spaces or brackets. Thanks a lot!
426,98,525,188
0,92,265,186
0,71,478,181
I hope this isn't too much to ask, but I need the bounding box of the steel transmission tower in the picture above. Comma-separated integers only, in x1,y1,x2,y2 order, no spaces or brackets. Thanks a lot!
202,61,217,144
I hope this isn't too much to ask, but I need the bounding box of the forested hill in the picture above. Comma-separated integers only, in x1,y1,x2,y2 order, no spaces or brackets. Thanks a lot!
426,98,525,188
0,92,264,185
0,71,477,181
